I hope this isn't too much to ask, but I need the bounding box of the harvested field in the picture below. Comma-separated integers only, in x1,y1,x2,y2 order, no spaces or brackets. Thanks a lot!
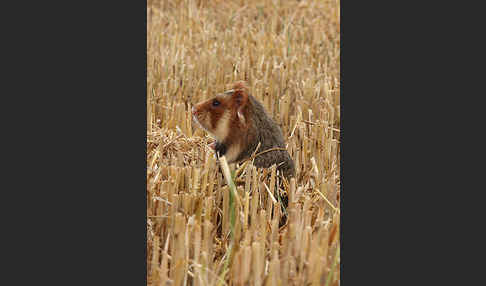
147,0,340,285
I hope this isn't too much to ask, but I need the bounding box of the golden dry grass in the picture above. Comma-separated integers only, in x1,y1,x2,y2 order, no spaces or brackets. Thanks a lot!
147,0,340,285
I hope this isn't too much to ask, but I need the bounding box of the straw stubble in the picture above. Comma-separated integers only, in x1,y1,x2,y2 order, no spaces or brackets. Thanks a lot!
147,0,340,285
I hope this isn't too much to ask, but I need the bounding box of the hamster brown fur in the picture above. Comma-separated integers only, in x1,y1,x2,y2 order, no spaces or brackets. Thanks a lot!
192,81,295,178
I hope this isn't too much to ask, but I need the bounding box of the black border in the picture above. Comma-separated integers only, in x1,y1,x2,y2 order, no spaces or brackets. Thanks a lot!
341,1,483,284
5,1,147,284
4,0,480,284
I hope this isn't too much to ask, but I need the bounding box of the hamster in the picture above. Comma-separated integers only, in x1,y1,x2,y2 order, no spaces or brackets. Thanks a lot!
192,81,295,178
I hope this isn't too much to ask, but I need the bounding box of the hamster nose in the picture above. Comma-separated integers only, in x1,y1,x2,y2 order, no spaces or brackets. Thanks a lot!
192,106,197,115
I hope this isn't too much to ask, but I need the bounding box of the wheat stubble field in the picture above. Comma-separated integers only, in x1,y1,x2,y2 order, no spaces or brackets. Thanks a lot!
147,0,340,285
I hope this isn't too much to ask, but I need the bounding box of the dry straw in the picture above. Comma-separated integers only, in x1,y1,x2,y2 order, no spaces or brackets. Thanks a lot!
147,0,340,285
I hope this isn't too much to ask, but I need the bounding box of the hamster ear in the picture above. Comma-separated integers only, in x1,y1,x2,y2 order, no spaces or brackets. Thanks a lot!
232,81,249,106
232,82,249,124
232,80,248,91
237,109,246,124
233,90,248,107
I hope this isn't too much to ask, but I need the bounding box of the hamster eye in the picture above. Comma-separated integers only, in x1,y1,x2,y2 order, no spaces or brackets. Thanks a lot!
212,99,220,107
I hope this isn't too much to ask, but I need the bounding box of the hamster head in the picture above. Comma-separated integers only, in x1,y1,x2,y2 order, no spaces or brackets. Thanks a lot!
192,81,250,143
